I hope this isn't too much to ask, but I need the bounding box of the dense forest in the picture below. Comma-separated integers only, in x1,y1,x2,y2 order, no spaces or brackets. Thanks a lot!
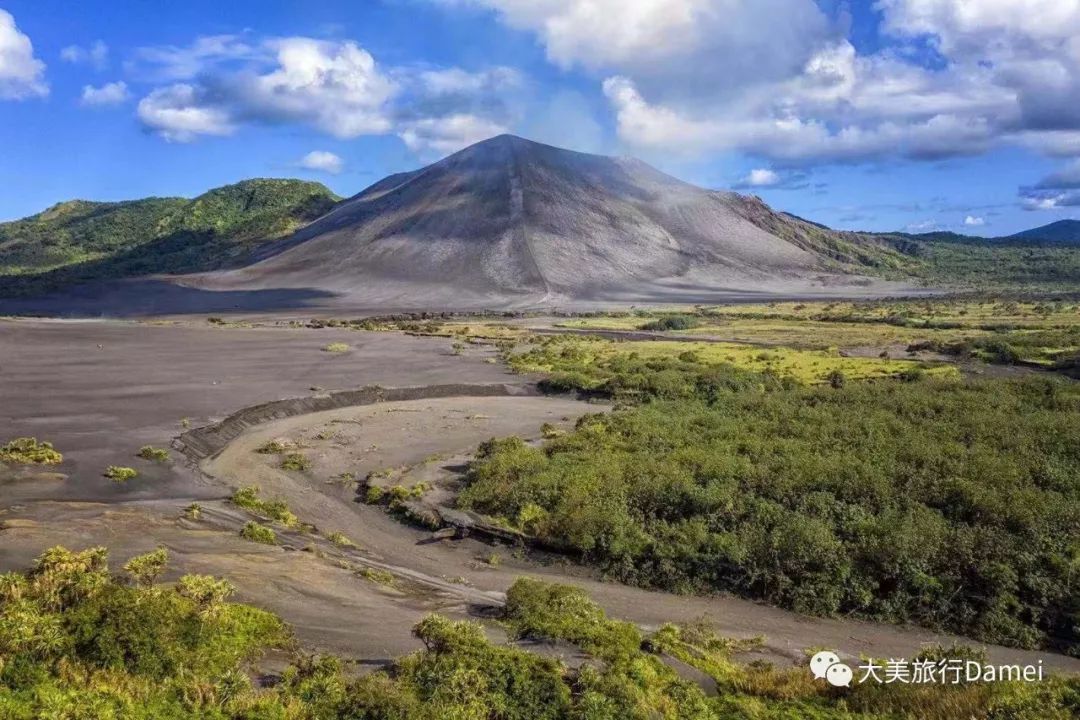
462,339,1080,655
1,547,1076,719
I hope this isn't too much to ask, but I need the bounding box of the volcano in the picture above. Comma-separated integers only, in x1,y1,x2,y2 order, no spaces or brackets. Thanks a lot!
190,135,911,308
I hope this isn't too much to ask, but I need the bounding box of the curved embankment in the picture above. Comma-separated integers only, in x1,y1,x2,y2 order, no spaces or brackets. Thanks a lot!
177,382,538,460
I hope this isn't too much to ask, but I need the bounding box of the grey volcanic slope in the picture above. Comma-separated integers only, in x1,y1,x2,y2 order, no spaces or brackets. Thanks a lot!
193,135,857,306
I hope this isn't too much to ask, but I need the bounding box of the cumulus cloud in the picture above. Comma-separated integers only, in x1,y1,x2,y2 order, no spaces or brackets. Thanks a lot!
1020,159,1080,209
0,9,47,99
134,34,514,153
963,215,985,226
298,150,344,174
137,84,234,142
455,0,1080,164
741,169,780,187
81,81,129,106
61,40,109,70
398,113,509,154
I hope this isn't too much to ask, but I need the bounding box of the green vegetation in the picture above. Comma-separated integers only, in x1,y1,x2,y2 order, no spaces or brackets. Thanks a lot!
0,179,339,295
255,438,292,454
640,313,700,331
510,333,954,395
230,486,299,528
103,465,138,482
240,521,277,545
0,437,62,465
2,551,1075,719
559,299,1080,365
321,342,350,353
358,567,396,585
326,531,355,548
465,344,1080,654
897,235,1080,289
136,445,170,462
280,452,311,472
0,546,288,718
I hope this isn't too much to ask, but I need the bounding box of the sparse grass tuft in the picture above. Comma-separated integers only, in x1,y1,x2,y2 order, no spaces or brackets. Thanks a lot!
255,439,291,454
136,445,170,461
280,452,311,471
359,567,395,585
327,531,356,548
322,342,350,353
104,465,138,482
240,521,277,544
230,486,299,528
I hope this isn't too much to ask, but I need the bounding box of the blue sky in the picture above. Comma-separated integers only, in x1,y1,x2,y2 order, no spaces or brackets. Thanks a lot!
2,0,1080,235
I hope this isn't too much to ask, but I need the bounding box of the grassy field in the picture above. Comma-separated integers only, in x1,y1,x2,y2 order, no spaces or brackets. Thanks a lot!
556,299,1080,368
511,334,957,384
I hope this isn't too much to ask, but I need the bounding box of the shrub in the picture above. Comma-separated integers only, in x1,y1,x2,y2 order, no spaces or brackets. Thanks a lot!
231,486,299,528
136,445,169,461
359,567,395,585
0,437,62,465
322,342,350,353
281,453,311,471
640,314,699,331
123,547,168,588
240,522,277,545
256,439,290,454
104,466,138,482
327,532,355,548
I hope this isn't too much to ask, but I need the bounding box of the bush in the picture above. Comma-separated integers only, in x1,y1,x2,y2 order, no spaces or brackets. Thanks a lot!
136,445,169,461
640,314,700,331
240,522,277,544
1,551,1072,719
281,453,311,471
0,437,62,465
104,466,138,482
231,486,299,528
322,342,349,353
326,532,355,548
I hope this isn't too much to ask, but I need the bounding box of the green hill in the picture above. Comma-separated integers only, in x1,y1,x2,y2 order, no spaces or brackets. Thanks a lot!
0,179,340,295
1005,219,1080,245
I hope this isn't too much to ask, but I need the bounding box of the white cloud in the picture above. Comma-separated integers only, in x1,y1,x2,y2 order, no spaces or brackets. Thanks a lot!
239,38,397,137
60,40,109,70
134,33,518,155
452,0,1080,164
963,215,985,226
133,35,258,81
81,81,129,106
416,66,520,95
398,113,509,154
137,84,234,142
0,9,47,100
742,168,781,187
298,150,344,174
905,219,942,233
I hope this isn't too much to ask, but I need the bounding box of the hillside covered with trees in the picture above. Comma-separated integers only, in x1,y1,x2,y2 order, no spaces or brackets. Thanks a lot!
0,179,339,295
